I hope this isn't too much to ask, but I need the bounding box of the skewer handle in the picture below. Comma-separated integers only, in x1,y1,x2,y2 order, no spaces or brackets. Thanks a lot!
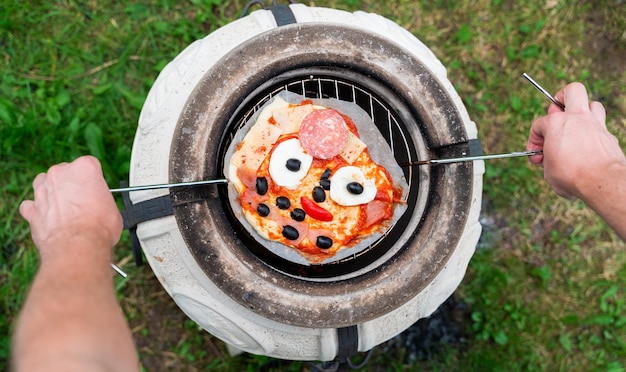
522,73,566,111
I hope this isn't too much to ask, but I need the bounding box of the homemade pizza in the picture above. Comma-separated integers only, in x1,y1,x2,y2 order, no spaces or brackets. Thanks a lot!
226,93,408,264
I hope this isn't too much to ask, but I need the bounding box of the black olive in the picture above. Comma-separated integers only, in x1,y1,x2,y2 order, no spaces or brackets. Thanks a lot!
257,203,270,217
312,186,326,203
347,182,364,195
319,178,331,190
316,236,333,249
256,177,268,195
290,208,306,222
285,158,301,172
282,225,299,240
276,196,291,210
320,168,331,180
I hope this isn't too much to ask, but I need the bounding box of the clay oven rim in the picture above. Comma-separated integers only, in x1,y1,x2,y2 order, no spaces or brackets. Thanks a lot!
168,23,474,328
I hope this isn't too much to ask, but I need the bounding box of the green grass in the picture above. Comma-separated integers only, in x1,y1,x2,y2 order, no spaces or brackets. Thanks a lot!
2,0,625,370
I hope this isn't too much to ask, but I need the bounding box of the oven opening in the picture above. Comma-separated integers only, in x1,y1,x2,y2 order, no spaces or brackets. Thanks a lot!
217,67,427,280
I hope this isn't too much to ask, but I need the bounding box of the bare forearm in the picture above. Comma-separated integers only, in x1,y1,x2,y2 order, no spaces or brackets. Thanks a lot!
580,162,626,241
12,240,138,371
14,157,136,370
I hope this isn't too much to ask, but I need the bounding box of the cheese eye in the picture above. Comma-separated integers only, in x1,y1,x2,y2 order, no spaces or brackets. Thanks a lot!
269,138,313,189
329,166,377,206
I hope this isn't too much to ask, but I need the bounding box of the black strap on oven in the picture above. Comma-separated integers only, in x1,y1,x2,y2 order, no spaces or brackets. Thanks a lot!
309,325,373,371
336,325,359,360
269,4,297,26
432,138,484,159
468,138,484,156
119,182,174,267
240,1,298,25
118,179,222,267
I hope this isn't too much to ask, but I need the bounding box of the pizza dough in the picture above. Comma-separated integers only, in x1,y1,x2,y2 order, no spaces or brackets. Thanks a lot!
224,91,409,265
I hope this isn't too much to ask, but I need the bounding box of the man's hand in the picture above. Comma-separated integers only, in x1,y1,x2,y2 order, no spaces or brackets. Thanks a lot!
527,82,626,241
527,82,625,199
19,156,122,264
14,156,138,372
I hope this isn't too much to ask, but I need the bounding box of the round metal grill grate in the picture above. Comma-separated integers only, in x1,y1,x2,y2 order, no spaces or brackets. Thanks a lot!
217,67,427,280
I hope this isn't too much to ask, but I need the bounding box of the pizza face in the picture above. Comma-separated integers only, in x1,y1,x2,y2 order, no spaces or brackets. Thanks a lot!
227,95,407,264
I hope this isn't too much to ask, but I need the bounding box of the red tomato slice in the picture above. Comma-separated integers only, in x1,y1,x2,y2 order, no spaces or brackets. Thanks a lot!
300,196,333,222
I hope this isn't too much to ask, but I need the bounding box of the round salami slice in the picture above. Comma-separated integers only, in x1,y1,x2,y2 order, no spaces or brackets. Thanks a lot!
299,109,349,159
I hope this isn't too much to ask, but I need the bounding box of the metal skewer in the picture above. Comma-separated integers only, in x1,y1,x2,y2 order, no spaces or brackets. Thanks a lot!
522,73,566,111
109,179,229,193
111,150,544,191
111,263,127,278
111,75,558,192
407,149,543,166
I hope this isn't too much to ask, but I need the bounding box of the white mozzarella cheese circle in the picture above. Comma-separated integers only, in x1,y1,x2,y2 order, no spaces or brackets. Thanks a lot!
269,138,313,189
329,166,377,206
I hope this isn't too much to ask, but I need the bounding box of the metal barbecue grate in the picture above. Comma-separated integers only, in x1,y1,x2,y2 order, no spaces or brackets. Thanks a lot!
216,68,427,280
